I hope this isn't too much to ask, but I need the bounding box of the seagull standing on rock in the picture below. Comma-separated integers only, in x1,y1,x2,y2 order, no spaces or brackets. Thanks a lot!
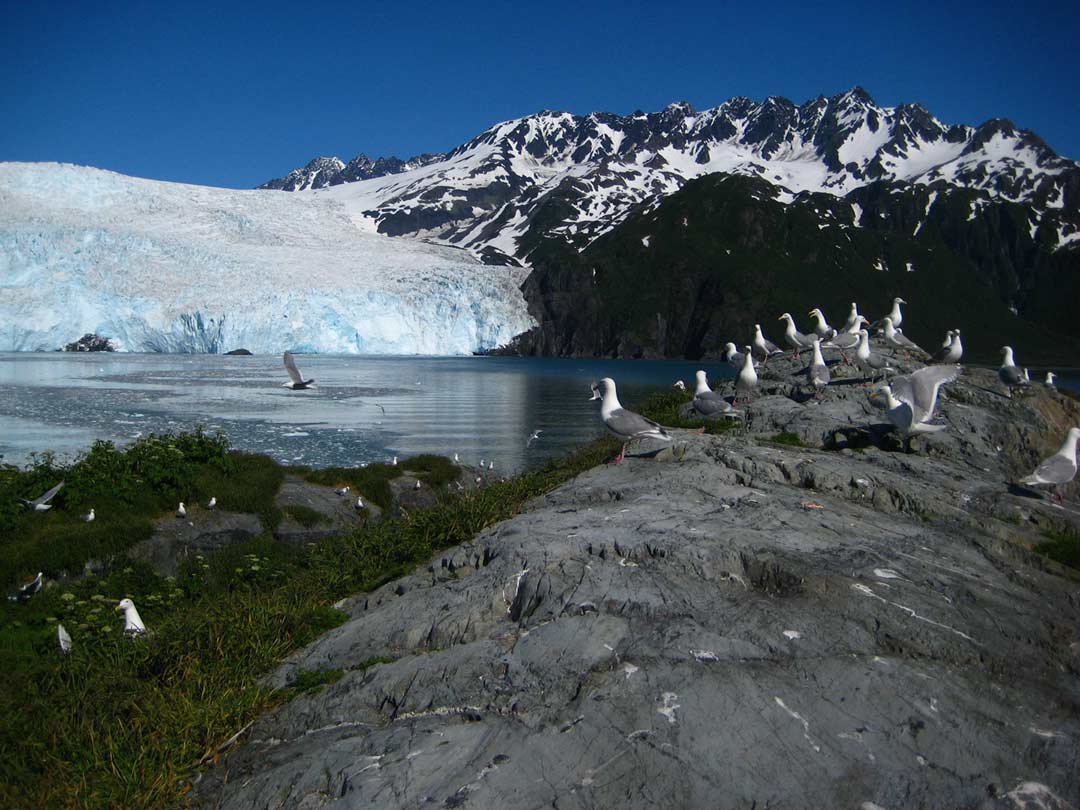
778,313,815,359
207,497,216,510
856,330,894,381
736,346,758,405
872,297,907,331
723,343,746,370
808,338,830,396
692,370,740,418
878,365,962,441
998,347,1027,395
282,351,315,390
1019,427,1080,503
883,317,928,357
590,378,673,464
930,330,963,364
842,302,862,332
752,324,783,365
807,308,837,340
1045,372,1057,388
176,502,186,519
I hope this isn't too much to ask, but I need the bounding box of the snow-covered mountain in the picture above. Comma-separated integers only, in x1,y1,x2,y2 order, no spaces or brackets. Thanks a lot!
261,87,1080,265
0,163,532,353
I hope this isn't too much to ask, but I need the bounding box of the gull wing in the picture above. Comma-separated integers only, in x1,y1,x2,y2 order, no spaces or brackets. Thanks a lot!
999,366,1023,386
34,481,65,506
810,363,831,387
1023,453,1077,486
283,351,304,384
891,365,960,423
606,408,670,441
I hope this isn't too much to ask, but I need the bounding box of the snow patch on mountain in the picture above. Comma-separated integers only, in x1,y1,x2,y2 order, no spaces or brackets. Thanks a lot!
0,163,532,353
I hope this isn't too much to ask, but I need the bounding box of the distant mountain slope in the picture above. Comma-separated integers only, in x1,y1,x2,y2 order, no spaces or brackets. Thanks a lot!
260,88,1080,266
0,163,531,354
510,173,1080,364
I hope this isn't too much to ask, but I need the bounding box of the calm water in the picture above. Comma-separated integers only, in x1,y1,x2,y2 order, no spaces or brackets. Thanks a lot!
1,354,1076,474
0,354,726,473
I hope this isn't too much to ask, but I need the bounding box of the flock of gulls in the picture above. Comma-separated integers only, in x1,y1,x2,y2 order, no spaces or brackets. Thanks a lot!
9,308,1078,654
588,296,1077,497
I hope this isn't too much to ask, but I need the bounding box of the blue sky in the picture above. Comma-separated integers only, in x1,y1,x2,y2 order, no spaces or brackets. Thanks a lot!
2,0,1076,188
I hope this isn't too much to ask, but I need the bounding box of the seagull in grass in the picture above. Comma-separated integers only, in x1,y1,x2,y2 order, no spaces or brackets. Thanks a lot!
778,313,815,359
691,370,740,418
930,330,963,364
856,330,894,381
355,496,365,511
282,351,315,390
673,379,687,390
589,378,672,464
807,308,837,341
207,496,216,510
117,598,149,636
882,317,928,357
82,508,95,523
723,343,746,370
1018,427,1080,503
878,364,962,444
18,481,64,512
7,572,43,602
998,346,1028,395
808,338,830,397
58,623,72,654
176,502,186,518
736,346,758,405
751,324,783,365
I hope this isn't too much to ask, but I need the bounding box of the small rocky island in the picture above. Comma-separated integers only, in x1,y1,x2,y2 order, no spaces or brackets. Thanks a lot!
195,356,1080,809
61,333,115,352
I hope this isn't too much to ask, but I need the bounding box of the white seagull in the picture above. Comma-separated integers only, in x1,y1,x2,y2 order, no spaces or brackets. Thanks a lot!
1045,371,1057,387
82,508,96,523
778,313,815,359
998,346,1027,394
736,346,758,405
882,317,927,357
808,338,830,396
590,378,673,464
751,324,783,364
723,343,746,370
691,370,740,418
527,430,543,446
18,481,64,512
879,364,961,438
282,351,315,389
1018,427,1080,502
58,623,72,654
856,330,894,380
207,496,217,510
807,308,837,340
842,302,862,332
8,572,43,602
930,330,963,364
117,598,148,636
871,297,907,330
176,502,186,518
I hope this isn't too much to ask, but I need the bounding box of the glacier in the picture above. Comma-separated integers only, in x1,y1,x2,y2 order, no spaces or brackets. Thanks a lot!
0,162,534,354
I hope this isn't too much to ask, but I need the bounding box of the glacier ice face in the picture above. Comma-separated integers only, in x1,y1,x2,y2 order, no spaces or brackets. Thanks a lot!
0,162,534,354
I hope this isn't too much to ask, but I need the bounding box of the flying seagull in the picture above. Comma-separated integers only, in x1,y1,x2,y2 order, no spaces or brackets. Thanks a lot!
1018,427,1080,503
57,623,72,655
117,598,148,636
879,364,962,438
590,377,673,464
778,313,815,359
18,481,64,512
752,324,783,364
282,351,315,389
527,430,543,446
691,370,740,418
7,572,43,602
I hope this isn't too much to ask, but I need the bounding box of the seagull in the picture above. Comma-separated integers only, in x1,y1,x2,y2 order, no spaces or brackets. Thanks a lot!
207,496,216,510
58,623,72,655
879,364,961,439
930,330,963,364
282,351,315,389
453,452,460,463
998,346,1027,394
1018,427,1080,503
723,343,746,369
807,308,837,340
527,430,543,446
116,598,148,636
177,502,186,518
391,456,398,466
778,313,815,359
479,458,485,469
673,380,687,390
882,317,928,357
752,324,783,364
692,370,740,418
808,338,830,396
823,317,868,362
414,480,422,490
7,572,43,602
18,481,64,512
589,378,672,464
1045,371,1057,387
842,302,862,332
871,297,907,331
355,496,365,510
82,508,95,523
735,346,758,405
335,486,350,496
1022,368,1032,383
487,460,495,471
856,330,894,381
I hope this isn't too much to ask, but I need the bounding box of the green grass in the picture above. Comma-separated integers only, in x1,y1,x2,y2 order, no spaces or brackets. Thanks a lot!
762,432,808,448
295,454,462,511
1034,530,1080,569
0,430,620,809
282,504,331,528
286,668,344,694
634,389,741,435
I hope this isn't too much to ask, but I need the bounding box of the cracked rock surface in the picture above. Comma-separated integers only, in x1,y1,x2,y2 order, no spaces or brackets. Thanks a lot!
195,365,1080,810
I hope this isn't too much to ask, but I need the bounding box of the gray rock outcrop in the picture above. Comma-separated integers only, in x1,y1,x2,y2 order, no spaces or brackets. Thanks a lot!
195,361,1080,809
